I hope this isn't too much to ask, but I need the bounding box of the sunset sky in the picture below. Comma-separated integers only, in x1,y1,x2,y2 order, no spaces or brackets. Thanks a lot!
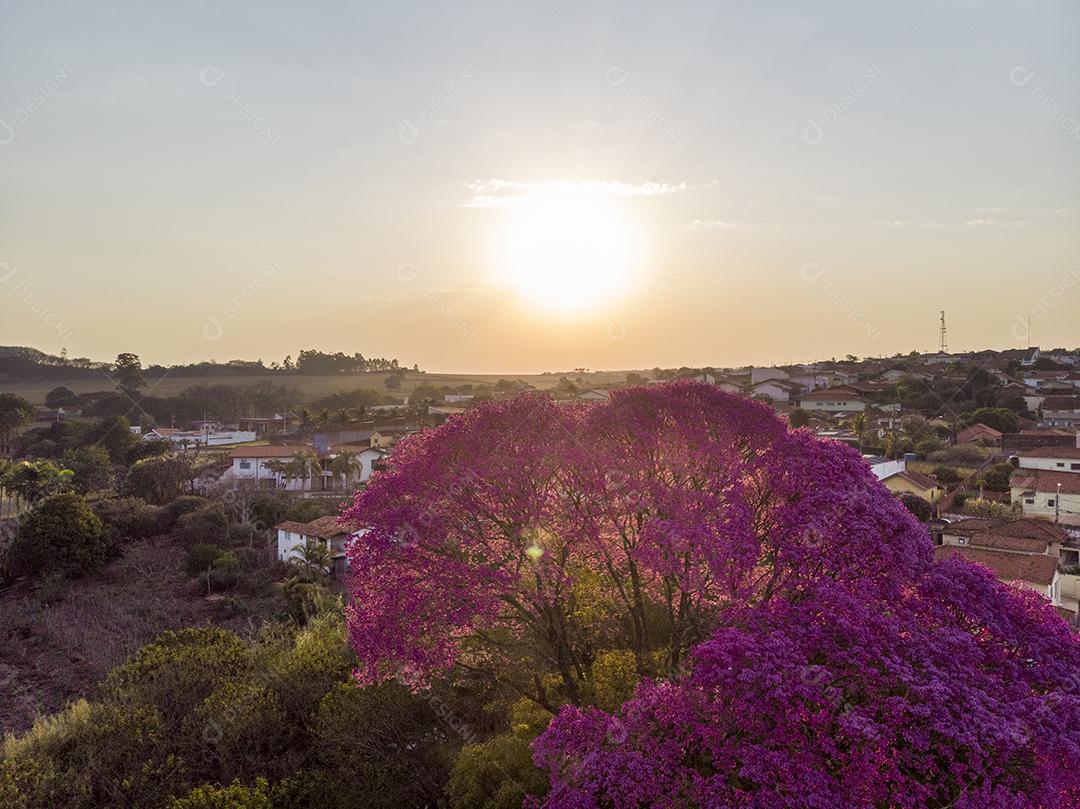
1,1,1078,373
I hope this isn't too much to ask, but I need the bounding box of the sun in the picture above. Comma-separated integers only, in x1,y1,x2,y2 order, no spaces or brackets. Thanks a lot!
494,188,641,315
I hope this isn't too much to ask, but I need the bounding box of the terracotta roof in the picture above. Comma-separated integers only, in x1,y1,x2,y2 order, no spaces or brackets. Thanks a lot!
1011,470,1080,495
935,546,1058,587
995,518,1070,543
884,469,940,491
1019,446,1080,460
942,518,1004,536
801,388,864,401
274,515,356,540
967,532,1049,554
956,423,1003,443
230,444,311,459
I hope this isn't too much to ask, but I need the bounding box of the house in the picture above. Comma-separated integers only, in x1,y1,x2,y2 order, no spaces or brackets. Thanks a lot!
879,369,931,384
1010,469,1080,526
275,516,364,578
934,545,1061,604
955,423,1003,448
1015,446,1080,474
882,469,942,502
750,367,789,385
798,387,866,413
751,378,804,403
323,444,387,486
578,389,611,401
227,444,313,490
1041,411,1080,429
144,427,183,441
789,372,831,390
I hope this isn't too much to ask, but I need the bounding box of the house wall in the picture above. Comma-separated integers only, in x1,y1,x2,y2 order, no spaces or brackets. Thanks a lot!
750,367,789,385
884,476,941,502
1012,487,1080,526
801,398,866,412
753,383,791,402
1017,457,1080,473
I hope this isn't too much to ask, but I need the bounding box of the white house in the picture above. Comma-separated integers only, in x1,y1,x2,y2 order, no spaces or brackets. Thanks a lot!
275,516,365,578
1015,446,1080,474
751,378,803,403
1010,469,1080,526
148,429,258,447
799,388,866,413
750,367,789,386
323,444,387,486
227,444,312,490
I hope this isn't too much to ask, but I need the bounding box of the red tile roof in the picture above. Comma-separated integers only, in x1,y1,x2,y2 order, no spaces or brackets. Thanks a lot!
956,423,1003,443
1011,470,1080,495
274,515,356,539
995,518,1070,543
885,469,940,491
1019,446,1080,460
967,532,1049,554
935,546,1058,587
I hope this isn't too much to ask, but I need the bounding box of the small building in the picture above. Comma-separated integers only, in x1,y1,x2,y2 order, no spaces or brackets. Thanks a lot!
275,516,363,578
798,387,867,413
1015,446,1080,474
228,444,313,490
751,378,804,403
955,423,1003,448
882,469,943,502
1010,470,1080,527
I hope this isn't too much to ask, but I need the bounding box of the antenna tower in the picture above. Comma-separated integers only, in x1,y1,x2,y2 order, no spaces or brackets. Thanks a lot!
938,311,948,354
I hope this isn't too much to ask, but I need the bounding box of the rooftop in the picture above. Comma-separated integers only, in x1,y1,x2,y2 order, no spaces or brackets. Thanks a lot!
935,545,1058,587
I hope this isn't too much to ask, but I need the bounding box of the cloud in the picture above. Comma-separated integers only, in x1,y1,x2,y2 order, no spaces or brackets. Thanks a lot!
463,178,692,208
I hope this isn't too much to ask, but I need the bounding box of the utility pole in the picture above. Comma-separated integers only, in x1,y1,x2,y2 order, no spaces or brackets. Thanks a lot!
1056,482,1062,524
939,311,948,354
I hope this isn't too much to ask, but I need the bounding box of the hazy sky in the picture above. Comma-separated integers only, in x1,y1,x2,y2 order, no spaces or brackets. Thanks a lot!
1,1,1078,372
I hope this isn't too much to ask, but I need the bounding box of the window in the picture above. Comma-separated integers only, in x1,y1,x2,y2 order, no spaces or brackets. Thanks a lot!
239,460,252,470
1047,498,1056,507
957,537,968,546
1057,462,1065,468
1025,498,1035,505
1072,463,1080,471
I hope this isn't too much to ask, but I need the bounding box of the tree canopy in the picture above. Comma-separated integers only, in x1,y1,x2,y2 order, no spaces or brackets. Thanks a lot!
342,381,1080,806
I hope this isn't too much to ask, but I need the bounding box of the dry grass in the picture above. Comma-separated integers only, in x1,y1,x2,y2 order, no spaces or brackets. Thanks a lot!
0,536,279,736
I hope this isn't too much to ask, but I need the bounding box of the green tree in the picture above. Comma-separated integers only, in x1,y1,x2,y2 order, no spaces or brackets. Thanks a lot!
2,458,74,505
45,385,80,409
0,393,35,454
960,407,1019,435
60,445,114,494
329,450,363,490
124,454,195,504
114,352,145,398
788,408,810,428
4,492,108,579
81,415,138,462
168,779,272,809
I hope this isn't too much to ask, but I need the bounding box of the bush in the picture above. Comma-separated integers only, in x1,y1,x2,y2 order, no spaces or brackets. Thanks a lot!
931,465,962,486
175,504,229,547
156,496,211,533
91,495,159,540
3,493,109,579
898,492,933,522
60,446,115,494
167,778,273,809
448,734,548,809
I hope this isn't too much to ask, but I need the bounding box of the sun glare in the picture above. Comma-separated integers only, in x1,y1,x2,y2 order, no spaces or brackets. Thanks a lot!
495,188,641,315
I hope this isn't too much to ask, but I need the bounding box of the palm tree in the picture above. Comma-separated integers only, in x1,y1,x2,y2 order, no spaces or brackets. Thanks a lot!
294,539,333,577
286,451,322,491
264,458,289,489
330,450,363,491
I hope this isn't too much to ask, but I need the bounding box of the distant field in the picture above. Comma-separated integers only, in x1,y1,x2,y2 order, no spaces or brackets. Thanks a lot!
0,370,630,405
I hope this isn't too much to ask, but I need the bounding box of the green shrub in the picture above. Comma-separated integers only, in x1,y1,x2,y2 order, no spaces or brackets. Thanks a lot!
176,504,229,546
156,496,211,532
447,734,548,809
91,495,159,540
167,778,272,809
3,493,108,579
